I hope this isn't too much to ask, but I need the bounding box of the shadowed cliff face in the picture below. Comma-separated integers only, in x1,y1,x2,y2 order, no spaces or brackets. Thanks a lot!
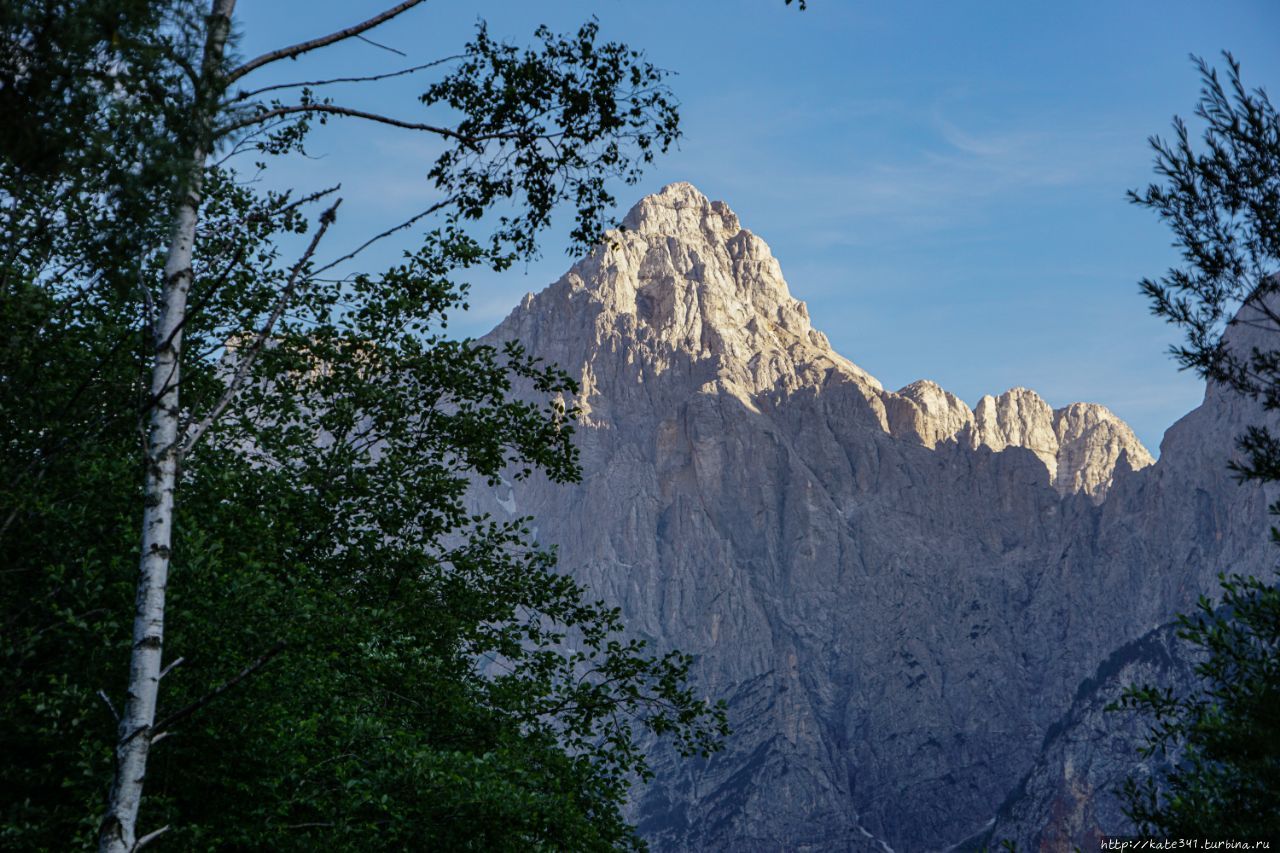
978,623,1201,853
475,183,1271,851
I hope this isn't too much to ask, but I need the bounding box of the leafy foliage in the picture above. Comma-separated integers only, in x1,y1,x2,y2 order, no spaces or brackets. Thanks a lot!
421,19,680,257
1113,574,1280,837
1115,53,1280,837
1,3,729,849
1134,53,1280,480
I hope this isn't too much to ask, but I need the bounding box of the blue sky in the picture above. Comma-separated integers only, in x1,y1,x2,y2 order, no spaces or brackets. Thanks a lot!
232,1,1280,453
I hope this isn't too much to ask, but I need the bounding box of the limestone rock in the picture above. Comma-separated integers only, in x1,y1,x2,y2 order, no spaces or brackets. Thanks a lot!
1053,402,1155,502
979,624,1199,852
473,183,1268,851
973,386,1060,470
964,389,1155,502
885,379,975,447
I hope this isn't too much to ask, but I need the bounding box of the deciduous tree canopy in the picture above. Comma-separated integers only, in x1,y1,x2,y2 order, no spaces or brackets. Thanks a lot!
0,2,753,848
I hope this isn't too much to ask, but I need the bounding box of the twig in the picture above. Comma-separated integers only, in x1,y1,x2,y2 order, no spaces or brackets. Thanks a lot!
230,57,461,103
311,197,452,277
97,689,120,723
212,117,289,167
244,185,341,226
227,0,428,84
159,656,185,680
355,33,406,57
135,824,170,850
137,273,157,348
180,201,341,460
153,641,287,734
214,104,473,146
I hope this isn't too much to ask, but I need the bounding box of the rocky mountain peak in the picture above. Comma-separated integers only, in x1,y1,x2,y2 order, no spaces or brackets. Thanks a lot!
881,383,1154,502
974,387,1061,470
600,181,814,351
884,379,976,448
1051,401,1156,500
968,388,1155,501
491,182,1151,499
620,181,741,239
491,182,883,404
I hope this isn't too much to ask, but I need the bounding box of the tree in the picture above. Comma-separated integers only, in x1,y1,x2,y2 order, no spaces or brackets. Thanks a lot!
1115,575,1280,837
1113,53,1280,836
0,1,811,848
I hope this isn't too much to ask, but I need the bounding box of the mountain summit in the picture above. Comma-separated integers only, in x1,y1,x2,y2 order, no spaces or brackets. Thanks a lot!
495,182,1151,501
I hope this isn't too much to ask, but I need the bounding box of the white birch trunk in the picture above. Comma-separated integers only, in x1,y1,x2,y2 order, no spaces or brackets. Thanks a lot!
99,3,236,850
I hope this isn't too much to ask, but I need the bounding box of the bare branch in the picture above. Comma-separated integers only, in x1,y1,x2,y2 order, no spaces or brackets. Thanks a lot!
214,103,472,146
134,825,170,850
311,197,453,277
211,126,274,167
153,641,287,735
0,505,21,545
137,273,156,349
227,0,429,84
180,201,342,460
242,185,341,227
355,33,406,57
229,56,461,103
97,689,120,723
159,656,185,680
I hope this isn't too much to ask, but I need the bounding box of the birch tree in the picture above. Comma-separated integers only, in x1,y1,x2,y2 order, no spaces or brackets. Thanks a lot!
107,3,689,848
99,5,236,848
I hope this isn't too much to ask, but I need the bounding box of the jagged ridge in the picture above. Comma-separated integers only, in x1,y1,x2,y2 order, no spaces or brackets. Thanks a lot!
497,182,1151,502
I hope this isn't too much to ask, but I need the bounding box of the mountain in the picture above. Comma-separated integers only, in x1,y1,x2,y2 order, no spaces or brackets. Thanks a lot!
977,621,1199,851
475,183,1273,850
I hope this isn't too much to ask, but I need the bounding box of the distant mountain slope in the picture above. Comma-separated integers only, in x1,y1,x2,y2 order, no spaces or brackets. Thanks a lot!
473,183,1272,850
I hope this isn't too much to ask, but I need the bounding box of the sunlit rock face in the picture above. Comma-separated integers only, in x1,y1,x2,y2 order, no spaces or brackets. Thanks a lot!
886,379,1154,504
474,183,1271,851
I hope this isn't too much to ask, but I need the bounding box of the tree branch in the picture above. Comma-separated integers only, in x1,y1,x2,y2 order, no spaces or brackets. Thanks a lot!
241,185,341,227
134,825,170,850
159,656,185,680
97,689,120,723
214,103,472,146
181,200,342,460
354,33,406,57
152,641,287,735
227,0,429,84
229,56,461,103
311,197,452,277
137,274,157,349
